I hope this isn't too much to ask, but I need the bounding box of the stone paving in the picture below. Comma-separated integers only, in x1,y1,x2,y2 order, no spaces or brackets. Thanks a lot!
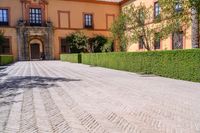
0,61,200,133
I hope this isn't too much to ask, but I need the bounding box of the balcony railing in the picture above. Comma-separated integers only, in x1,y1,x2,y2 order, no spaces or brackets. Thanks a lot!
17,19,53,27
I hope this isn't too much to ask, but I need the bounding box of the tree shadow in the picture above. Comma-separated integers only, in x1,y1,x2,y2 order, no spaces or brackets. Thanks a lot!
0,73,7,78
0,62,15,71
139,74,157,77
0,66,8,71
0,76,81,106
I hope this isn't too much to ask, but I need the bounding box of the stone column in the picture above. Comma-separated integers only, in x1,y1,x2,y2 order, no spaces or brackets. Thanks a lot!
16,27,23,61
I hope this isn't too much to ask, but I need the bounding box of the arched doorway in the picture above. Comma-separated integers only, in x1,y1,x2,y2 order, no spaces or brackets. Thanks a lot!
29,39,43,60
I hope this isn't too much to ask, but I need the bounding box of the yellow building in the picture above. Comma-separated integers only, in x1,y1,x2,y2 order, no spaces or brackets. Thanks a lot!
0,0,120,60
121,0,196,52
0,0,197,61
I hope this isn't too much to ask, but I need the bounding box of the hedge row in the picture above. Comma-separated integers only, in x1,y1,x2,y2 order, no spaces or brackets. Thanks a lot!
61,49,200,82
0,55,14,66
60,53,82,63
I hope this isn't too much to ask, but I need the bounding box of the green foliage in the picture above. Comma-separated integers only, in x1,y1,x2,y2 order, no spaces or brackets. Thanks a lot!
101,38,114,52
189,0,200,13
60,54,81,63
124,4,150,50
159,0,199,47
158,0,191,28
66,32,111,53
123,3,188,51
81,49,200,82
0,55,13,66
66,31,89,53
0,30,5,45
89,35,108,53
110,13,127,51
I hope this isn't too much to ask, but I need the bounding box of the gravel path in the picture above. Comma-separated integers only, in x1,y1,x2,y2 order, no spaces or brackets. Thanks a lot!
0,61,200,133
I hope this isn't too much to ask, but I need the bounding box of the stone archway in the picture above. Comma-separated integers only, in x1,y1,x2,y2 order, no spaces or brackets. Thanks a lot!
29,39,43,60
17,26,54,61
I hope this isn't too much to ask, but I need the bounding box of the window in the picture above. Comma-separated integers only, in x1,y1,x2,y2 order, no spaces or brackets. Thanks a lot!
84,14,93,28
0,38,10,54
29,8,42,26
139,36,144,49
175,2,182,12
138,9,145,25
154,2,161,18
60,38,70,53
172,31,183,49
0,9,9,26
154,33,161,49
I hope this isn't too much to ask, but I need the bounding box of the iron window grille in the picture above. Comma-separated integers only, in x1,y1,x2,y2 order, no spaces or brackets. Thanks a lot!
0,9,9,26
154,2,161,18
172,31,183,49
0,38,10,54
29,8,42,26
84,14,93,28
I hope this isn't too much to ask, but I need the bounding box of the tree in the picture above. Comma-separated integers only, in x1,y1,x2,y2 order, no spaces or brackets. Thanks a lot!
66,32,111,53
123,3,172,51
89,35,108,53
66,31,90,53
110,13,128,51
159,0,200,48
101,38,114,52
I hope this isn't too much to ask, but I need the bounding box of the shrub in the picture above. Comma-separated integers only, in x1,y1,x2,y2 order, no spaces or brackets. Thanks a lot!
0,55,14,66
89,35,114,53
66,31,89,53
60,54,81,63
81,49,200,82
89,35,107,53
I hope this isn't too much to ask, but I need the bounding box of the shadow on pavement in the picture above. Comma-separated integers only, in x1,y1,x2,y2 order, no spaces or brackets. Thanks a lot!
0,73,7,78
0,76,81,106
0,76,81,91
0,66,8,71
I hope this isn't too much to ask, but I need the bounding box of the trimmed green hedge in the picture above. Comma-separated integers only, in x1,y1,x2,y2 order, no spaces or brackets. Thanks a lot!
81,49,200,82
60,49,200,82
0,55,14,66
60,54,82,63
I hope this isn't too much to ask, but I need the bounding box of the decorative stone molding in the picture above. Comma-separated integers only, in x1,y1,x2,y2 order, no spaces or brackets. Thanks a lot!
17,25,54,60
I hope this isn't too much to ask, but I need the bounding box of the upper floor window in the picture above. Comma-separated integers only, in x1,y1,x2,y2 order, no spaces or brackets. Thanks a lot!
84,14,93,28
154,2,161,18
138,9,145,25
29,8,42,26
0,38,10,54
175,2,182,12
0,9,9,26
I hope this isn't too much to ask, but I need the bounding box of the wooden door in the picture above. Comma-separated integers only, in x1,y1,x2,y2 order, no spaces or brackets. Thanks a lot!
31,43,40,60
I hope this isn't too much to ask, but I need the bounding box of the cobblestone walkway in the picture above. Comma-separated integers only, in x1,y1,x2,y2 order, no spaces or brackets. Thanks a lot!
0,61,200,133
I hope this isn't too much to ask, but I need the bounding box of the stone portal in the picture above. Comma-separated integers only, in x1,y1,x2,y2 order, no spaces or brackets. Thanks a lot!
17,24,54,60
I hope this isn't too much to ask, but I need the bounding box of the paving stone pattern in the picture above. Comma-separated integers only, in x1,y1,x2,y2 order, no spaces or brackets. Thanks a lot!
0,61,200,133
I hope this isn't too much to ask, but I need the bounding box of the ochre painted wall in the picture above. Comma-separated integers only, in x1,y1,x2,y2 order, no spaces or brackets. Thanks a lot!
1,0,194,60
0,0,120,60
121,0,193,52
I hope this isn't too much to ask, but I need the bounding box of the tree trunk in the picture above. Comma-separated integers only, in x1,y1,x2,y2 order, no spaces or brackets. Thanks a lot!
191,7,199,48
